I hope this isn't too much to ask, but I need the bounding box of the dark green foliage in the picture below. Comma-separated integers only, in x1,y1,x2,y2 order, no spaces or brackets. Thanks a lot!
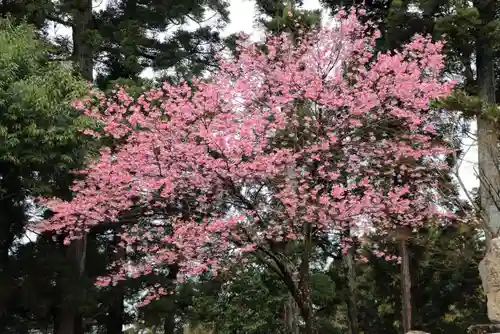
0,19,97,197
0,18,94,260
352,226,487,334
164,226,485,334
0,19,101,333
255,0,322,37
0,1,235,331
1,0,233,88
93,0,232,88
185,265,289,333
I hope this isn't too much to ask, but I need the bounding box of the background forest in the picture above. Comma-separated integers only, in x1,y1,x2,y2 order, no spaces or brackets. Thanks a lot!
0,0,498,333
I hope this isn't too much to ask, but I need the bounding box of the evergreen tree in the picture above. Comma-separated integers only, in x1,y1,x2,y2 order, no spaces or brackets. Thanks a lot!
0,1,235,331
0,19,99,333
0,0,232,86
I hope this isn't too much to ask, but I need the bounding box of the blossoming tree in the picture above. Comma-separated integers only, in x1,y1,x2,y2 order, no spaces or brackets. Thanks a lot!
37,8,454,333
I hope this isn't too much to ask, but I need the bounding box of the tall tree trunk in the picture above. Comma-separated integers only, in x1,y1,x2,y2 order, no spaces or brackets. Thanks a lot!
106,235,125,334
0,162,25,272
163,312,175,334
0,164,27,331
284,294,300,334
284,154,316,333
56,2,94,332
258,249,315,334
344,235,359,334
106,283,124,334
162,264,181,334
56,310,74,334
0,221,14,272
72,0,94,81
74,313,84,334
473,0,500,325
56,235,87,334
298,222,316,334
300,300,315,334
475,0,499,246
399,239,412,333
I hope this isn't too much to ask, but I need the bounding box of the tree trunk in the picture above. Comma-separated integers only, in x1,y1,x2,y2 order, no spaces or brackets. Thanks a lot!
474,0,500,324
0,162,25,272
400,239,412,333
163,312,175,334
0,220,14,272
300,301,315,334
344,239,359,334
298,223,316,334
284,294,300,334
71,0,94,81
55,308,75,334
475,1,499,246
284,159,316,333
106,235,125,334
56,235,87,334
56,2,94,331
106,284,124,334
74,313,84,334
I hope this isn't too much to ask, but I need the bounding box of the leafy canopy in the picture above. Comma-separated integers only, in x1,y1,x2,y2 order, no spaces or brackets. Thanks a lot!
0,18,98,197
38,8,454,309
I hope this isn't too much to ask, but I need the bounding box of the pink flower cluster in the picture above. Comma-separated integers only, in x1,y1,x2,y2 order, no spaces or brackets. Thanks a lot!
37,8,454,298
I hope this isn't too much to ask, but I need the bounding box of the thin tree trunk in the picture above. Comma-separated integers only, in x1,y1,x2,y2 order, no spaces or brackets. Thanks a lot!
55,309,75,334
106,283,125,334
300,301,315,334
475,0,499,247
0,162,25,272
284,294,300,334
256,248,314,334
299,222,316,334
106,234,125,334
344,237,359,334
285,155,316,333
0,221,14,272
163,312,175,334
56,1,94,332
400,239,412,333
72,0,93,81
56,235,87,334
75,313,84,334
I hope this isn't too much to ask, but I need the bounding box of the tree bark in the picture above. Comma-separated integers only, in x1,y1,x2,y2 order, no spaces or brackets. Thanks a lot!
281,160,316,333
106,283,125,334
74,313,84,334
55,235,87,334
300,300,315,334
344,238,359,334
474,0,500,324
284,294,300,334
0,162,25,273
71,0,94,81
56,1,94,331
475,0,499,246
163,312,175,334
106,235,125,334
298,222,316,334
400,239,412,333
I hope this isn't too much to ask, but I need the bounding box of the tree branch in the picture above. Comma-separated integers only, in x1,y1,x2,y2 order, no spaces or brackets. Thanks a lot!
46,14,73,27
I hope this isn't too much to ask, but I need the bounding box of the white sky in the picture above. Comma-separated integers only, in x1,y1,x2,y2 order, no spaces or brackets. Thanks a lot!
46,0,478,196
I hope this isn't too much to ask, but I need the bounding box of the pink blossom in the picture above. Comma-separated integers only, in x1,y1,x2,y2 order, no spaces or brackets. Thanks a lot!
37,7,454,303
